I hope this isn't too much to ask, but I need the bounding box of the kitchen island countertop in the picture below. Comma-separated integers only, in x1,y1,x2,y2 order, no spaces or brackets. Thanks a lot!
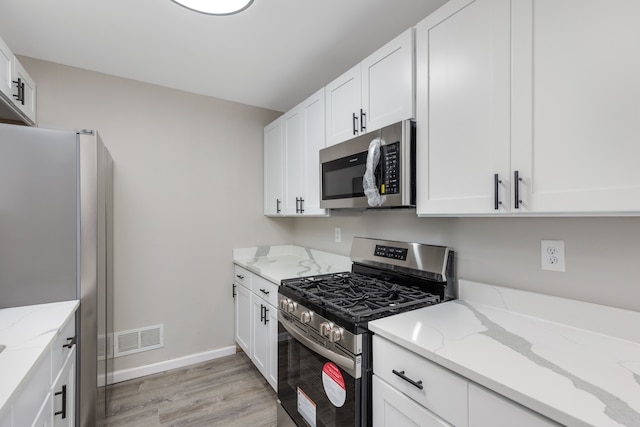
0,300,79,415
369,280,640,427
233,245,351,284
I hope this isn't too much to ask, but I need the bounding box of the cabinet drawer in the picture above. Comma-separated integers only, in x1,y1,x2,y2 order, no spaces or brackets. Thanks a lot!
252,274,278,307
373,375,452,427
373,336,468,427
52,316,76,378
234,265,251,288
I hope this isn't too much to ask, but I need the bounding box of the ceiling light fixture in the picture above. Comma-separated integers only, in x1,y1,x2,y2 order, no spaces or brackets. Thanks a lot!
171,0,254,15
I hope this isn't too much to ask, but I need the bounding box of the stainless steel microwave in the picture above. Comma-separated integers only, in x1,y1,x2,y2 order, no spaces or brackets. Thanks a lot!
319,120,415,209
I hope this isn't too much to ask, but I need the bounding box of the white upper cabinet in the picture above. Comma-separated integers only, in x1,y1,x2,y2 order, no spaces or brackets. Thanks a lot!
510,0,640,214
264,117,284,216
283,106,304,215
416,0,511,215
325,64,362,147
417,0,640,216
0,37,14,101
325,28,415,147
0,35,36,125
12,58,36,124
274,88,328,217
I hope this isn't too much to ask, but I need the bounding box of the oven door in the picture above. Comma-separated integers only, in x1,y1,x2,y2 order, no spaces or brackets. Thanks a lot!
278,313,362,427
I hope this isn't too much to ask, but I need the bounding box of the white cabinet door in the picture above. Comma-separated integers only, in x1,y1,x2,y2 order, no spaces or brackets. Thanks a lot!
283,105,303,215
468,383,559,427
299,88,327,216
325,64,361,147
234,281,251,354
12,58,36,125
372,376,452,427
362,28,415,134
266,302,278,391
52,349,75,427
264,117,283,216
416,0,511,215
511,0,640,213
30,393,52,427
0,36,14,101
250,293,269,378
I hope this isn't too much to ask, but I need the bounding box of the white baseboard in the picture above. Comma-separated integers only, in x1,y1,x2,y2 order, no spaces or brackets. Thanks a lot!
107,345,237,385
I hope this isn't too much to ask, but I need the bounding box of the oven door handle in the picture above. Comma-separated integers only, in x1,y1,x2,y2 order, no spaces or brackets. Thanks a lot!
279,313,358,378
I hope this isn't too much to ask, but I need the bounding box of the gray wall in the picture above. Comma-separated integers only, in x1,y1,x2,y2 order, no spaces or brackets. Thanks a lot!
292,212,640,312
20,56,294,371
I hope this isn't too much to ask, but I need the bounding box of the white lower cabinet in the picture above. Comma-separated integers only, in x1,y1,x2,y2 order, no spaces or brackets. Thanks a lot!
373,336,468,427
468,383,559,427
30,393,51,427
234,278,251,355
51,348,75,427
373,335,560,427
233,264,278,391
2,312,76,427
373,375,451,427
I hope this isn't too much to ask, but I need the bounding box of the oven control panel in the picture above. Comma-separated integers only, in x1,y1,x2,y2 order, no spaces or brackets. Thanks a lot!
374,245,408,261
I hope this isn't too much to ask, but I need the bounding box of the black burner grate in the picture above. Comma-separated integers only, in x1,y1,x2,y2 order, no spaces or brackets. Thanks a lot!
282,272,441,322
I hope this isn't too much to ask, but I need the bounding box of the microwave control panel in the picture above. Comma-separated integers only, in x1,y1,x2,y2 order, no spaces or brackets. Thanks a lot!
380,142,400,194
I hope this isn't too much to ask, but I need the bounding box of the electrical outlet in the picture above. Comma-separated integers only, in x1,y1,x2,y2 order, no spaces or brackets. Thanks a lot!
541,240,565,272
334,227,341,243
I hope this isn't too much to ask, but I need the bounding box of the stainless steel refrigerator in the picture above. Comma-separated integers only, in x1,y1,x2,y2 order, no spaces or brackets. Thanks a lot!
0,123,114,427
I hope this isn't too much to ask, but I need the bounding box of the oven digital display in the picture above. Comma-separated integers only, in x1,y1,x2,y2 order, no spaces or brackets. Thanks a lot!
374,245,408,260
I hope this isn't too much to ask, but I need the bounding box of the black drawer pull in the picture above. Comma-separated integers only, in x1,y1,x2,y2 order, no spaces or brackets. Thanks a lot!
259,288,270,295
236,274,245,280
392,369,423,390
62,336,76,349
55,385,67,419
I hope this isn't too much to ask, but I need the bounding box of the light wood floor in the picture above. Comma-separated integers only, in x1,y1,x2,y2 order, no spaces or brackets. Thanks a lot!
103,352,277,427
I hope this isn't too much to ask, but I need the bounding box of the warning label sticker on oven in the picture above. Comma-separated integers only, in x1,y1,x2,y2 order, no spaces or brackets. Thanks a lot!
297,387,317,427
322,362,346,407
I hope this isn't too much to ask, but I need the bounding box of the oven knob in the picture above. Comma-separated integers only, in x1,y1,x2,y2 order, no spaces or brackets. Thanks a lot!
300,311,312,324
328,327,343,343
286,301,296,314
319,322,332,336
279,299,287,310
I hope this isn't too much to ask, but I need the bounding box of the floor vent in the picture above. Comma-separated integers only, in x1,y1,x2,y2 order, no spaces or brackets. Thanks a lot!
114,324,164,357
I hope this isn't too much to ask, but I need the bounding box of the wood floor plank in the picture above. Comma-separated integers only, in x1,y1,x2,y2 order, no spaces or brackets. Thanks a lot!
104,352,277,427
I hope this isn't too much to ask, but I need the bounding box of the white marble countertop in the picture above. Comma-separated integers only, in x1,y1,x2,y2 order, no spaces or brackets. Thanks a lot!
369,280,640,427
0,300,79,413
233,245,351,284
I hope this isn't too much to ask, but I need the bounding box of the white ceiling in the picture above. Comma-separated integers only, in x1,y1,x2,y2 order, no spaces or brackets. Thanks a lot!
0,0,448,112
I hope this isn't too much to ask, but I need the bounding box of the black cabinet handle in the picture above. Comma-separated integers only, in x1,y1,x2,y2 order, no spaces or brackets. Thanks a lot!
62,336,76,349
276,198,281,213
514,170,523,209
260,304,265,323
392,369,423,390
360,109,366,132
54,385,67,419
232,283,236,298
494,174,502,210
236,274,244,280
299,198,304,214
264,306,269,324
259,288,270,296
12,78,24,105
352,113,358,135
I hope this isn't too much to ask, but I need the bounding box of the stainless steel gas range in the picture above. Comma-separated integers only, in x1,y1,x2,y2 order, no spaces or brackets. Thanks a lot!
277,237,454,427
